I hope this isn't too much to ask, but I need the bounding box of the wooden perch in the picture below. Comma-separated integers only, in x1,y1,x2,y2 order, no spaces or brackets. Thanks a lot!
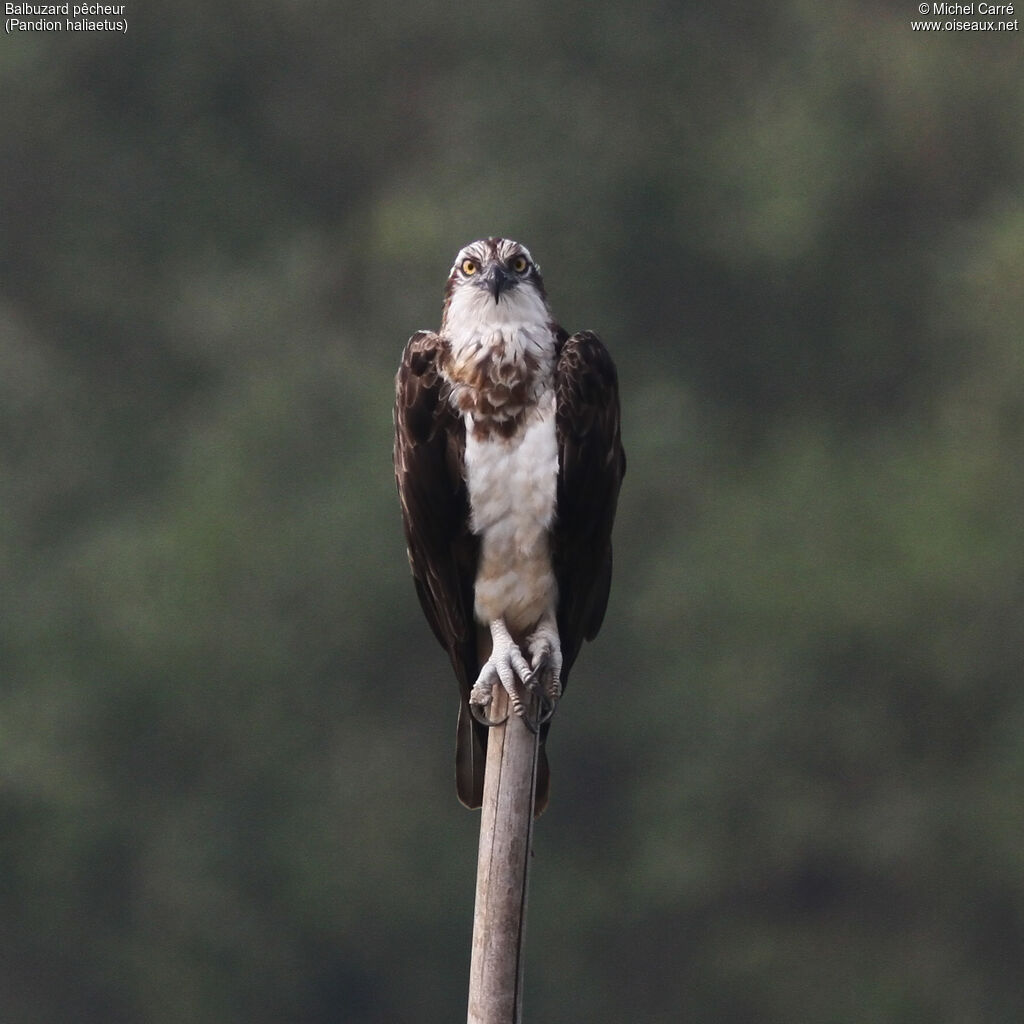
467,686,540,1024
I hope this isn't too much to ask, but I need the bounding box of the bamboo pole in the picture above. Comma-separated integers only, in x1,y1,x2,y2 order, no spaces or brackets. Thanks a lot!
467,686,540,1024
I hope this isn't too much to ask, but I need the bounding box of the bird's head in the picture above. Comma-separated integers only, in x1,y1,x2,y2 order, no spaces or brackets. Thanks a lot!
442,238,550,328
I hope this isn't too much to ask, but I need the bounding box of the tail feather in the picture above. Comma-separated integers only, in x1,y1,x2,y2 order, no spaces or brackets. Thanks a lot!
455,701,487,809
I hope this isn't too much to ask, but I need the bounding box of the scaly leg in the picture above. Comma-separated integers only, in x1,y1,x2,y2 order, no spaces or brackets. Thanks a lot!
526,612,563,709
469,618,536,719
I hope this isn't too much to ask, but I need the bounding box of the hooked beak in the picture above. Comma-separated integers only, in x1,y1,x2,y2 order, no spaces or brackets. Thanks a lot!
482,265,512,303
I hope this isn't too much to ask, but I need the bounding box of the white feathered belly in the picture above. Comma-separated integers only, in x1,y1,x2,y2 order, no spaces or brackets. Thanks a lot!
464,393,559,633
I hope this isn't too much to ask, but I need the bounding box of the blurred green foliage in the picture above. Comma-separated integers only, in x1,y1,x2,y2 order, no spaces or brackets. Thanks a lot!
2,2,1023,1021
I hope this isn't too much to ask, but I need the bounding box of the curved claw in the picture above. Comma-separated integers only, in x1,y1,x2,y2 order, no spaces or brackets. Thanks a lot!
523,648,559,729
533,692,558,728
517,685,556,734
469,698,509,729
469,683,553,733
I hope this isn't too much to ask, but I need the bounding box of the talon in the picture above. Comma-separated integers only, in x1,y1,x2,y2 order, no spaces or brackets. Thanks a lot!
469,671,496,707
522,672,544,699
534,692,557,727
468,618,565,734
526,621,563,720
469,696,509,728
519,705,540,734
470,618,535,726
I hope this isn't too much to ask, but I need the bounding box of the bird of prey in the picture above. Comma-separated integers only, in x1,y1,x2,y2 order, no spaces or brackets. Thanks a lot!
394,238,625,814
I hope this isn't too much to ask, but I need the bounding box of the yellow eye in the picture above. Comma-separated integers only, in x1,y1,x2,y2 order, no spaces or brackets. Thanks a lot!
511,256,528,273
461,258,478,275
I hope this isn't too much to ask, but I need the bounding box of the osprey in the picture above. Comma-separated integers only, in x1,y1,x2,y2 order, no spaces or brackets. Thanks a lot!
394,238,625,813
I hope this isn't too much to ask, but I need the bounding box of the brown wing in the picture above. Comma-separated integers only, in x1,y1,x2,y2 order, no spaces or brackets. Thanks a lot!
393,331,486,807
553,330,626,683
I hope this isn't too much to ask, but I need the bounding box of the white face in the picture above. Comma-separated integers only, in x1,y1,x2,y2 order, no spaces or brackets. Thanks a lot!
445,238,549,329
446,272,550,328
440,239,556,383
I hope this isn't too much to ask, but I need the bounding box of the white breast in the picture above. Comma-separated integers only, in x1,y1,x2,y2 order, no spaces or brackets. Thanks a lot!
464,392,559,632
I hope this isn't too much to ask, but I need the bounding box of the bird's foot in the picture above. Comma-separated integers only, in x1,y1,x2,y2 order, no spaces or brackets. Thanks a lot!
469,619,551,731
526,621,562,726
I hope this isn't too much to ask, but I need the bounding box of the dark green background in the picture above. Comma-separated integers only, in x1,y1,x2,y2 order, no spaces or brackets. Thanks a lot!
3,2,1023,1020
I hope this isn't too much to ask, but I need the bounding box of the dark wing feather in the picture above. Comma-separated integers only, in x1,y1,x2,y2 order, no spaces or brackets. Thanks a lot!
553,330,626,683
393,331,486,806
